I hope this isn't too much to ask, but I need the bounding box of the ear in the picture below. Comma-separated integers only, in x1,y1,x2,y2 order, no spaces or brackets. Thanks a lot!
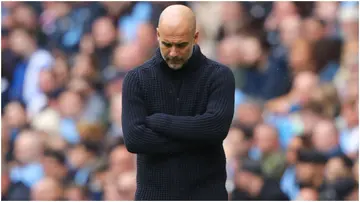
156,28,160,42
194,31,199,44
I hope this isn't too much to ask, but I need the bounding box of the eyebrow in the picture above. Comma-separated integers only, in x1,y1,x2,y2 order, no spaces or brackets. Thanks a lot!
162,41,189,46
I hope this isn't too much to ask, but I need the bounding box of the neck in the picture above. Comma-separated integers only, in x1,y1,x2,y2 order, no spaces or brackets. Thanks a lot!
24,44,37,59
250,177,264,197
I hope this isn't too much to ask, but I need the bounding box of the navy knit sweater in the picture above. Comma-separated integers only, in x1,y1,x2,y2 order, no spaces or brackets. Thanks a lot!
121,45,235,200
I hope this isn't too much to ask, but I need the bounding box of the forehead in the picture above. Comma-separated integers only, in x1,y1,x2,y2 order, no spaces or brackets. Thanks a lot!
158,24,193,43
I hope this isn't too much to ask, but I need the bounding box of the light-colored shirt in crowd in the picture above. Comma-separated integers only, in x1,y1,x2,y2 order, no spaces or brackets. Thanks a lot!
23,49,54,117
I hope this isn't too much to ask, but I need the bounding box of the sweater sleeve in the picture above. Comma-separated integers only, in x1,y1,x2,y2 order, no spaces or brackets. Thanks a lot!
146,66,235,143
121,70,197,154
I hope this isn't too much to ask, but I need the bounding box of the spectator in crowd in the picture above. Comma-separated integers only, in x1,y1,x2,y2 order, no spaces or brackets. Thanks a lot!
91,16,117,71
253,123,286,180
280,136,307,200
31,177,64,201
324,155,354,184
232,159,289,200
1,1,358,201
295,188,318,201
295,149,328,195
64,183,89,200
41,149,70,184
312,119,343,157
8,28,54,117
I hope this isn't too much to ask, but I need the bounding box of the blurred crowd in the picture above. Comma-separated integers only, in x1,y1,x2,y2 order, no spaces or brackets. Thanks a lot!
1,1,359,201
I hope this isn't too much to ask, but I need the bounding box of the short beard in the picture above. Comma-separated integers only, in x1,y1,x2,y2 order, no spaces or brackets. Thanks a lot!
161,45,194,70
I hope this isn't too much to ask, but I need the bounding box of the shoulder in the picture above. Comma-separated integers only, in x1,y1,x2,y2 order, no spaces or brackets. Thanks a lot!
128,57,158,76
205,58,235,81
32,49,53,61
29,49,54,67
124,57,158,83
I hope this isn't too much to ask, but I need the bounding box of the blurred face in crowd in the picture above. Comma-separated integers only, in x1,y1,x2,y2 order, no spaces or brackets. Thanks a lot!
241,36,262,66
58,91,84,118
292,71,319,105
100,2,131,17
39,70,57,94
42,155,67,181
109,146,135,175
272,2,297,21
279,16,301,48
296,161,316,185
136,23,157,52
289,39,315,74
254,124,279,154
92,17,116,48
4,101,27,129
296,188,318,201
12,4,37,30
314,2,339,22
286,137,303,165
65,185,87,201
71,53,97,80
52,56,70,88
68,77,92,97
31,178,63,201
217,36,242,68
157,5,199,70
325,157,350,183
9,29,34,57
312,120,339,153
67,145,92,169
113,43,146,71
236,102,262,127
15,130,43,164
220,2,243,23
224,127,252,160
302,17,326,42
80,34,95,55
45,135,68,152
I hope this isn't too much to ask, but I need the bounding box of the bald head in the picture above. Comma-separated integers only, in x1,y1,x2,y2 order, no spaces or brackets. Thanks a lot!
158,5,196,35
157,5,199,70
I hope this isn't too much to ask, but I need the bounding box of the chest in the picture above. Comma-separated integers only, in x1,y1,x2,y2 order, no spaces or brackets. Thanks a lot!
141,68,212,116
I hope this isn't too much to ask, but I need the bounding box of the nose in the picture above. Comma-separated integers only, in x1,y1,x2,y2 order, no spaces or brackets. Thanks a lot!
169,47,177,57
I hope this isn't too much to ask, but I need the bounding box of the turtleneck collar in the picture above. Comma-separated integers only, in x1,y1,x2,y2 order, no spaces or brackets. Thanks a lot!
154,44,205,74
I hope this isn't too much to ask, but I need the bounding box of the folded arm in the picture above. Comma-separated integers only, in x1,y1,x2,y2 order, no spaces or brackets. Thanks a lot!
121,70,197,154
146,67,235,144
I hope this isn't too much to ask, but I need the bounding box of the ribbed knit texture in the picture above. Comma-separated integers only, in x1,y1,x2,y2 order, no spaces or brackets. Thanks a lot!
122,45,235,200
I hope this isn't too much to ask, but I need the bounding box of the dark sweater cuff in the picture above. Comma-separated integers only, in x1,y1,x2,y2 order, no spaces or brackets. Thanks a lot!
146,113,169,132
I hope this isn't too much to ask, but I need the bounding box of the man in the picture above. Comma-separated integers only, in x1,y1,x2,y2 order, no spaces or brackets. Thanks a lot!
8,28,54,117
122,4,235,200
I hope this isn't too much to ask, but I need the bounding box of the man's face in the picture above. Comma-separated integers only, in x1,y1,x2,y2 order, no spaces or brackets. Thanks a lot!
296,162,315,184
157,25,198,70
42,156,66,180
